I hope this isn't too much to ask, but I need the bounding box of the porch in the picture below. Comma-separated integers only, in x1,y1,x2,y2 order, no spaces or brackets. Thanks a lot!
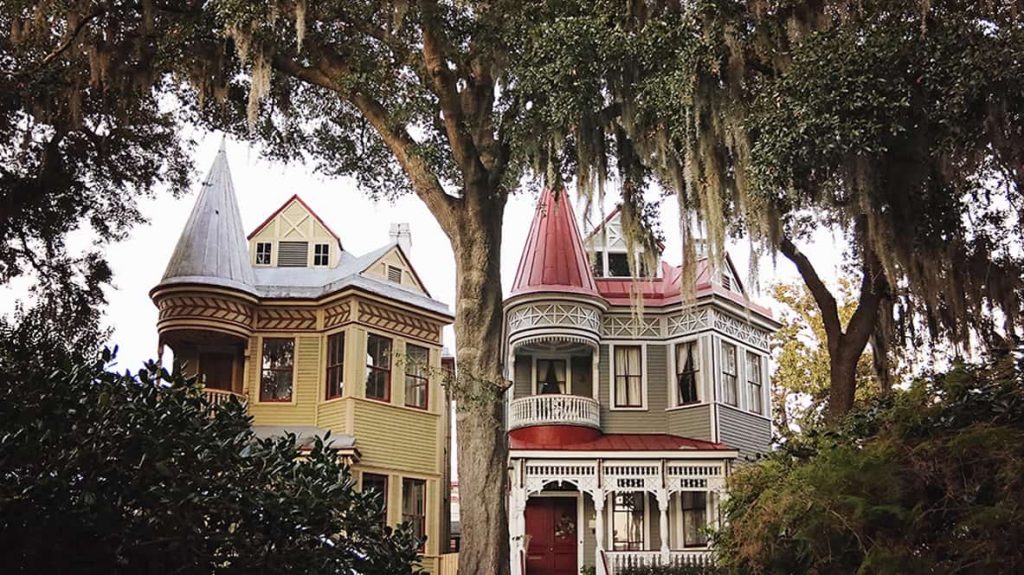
509,457,727,575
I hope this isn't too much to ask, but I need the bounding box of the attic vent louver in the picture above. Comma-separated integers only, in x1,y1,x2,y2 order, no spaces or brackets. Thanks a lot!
387,265,402,283
278,241,309,267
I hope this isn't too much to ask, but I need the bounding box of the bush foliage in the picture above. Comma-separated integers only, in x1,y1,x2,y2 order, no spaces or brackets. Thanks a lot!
716,351,1024,574
0,311,423,575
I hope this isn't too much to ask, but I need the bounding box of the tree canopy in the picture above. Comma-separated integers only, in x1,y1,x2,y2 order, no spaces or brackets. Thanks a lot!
0,309,423,575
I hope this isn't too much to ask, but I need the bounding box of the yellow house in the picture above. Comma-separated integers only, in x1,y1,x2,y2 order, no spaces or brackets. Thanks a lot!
150,143,454,572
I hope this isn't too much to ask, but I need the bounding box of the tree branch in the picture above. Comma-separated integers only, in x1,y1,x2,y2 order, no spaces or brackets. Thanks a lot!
845,244,888,353
37,9,106,69
779,235,843,344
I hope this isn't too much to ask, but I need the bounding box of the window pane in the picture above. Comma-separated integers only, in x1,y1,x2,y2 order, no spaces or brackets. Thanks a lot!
326,333,345,399
366,334,392,401
614,346,642,407
682,492,708,547
608,252,631,277
405,344,429,409
260,339,294,402
722,343,738,406
363,473,388,521
592,251,604,277
612,492,645,550
677,342,699,404
403,478,427,550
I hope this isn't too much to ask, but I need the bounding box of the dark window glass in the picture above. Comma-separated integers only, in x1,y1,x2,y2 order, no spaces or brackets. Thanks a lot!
255,242,272,265
326,332,345,399
260,338,294,401
612,492,645,551
722,343,738,406
403,478,427,551
536,359,567,394
363,473,389,521
614,346,643,407
681,492,708,547
592,251,605,277
676,342,699,405
314,243,330,266
746,351,763,414
608,252,631,277
366,334,392,401
405,344,429,409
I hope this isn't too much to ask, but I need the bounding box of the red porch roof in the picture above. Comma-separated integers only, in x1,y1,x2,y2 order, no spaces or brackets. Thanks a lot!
509,432,732,452
511,188,598,297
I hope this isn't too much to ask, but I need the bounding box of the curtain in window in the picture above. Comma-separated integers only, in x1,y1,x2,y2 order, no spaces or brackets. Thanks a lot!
681,492,708,547
676,342,699,404
614,346,642,407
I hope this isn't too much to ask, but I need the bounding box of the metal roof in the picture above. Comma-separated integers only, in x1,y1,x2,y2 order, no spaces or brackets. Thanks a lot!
158,141,256,291
510,187,599,297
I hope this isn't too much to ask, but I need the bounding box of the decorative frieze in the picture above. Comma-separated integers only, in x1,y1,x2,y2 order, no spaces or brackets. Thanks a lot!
602,314,662,338
666,309,711,337
713,310,770,351
358,300,441,344
156,294,254,334
256,308,317,331
324,301,352,329
507,302,601,334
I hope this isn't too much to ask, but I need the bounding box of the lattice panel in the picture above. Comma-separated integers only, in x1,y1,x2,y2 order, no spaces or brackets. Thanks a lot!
507,302,601,334
602,315,662,338
157,294,253,330
257,308,317,331
324,302,352,329
603,464,661,493
359,301,441,343
523,463,598,495
712,310,770,351
667,309,711,337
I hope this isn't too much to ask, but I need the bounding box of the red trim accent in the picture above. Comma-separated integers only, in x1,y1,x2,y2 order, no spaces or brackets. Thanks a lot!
246,194,342,244
509,425,603,446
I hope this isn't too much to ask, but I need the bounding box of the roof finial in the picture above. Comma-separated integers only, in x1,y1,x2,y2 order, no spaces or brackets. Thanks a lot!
218,134,227,153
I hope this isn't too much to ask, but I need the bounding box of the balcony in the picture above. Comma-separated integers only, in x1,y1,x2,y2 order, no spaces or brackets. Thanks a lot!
508,394,600,430
604,550,714,574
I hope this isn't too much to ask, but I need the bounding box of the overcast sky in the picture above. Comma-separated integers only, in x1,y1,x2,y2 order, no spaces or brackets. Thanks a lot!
1,131,846,369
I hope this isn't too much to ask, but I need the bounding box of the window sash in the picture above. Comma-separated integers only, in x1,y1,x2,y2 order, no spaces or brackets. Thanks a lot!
402,478,427,550
314,243,329,266
676,342,699,405
255,242,272,264
365,334,392,401
746,352,763,414
722,343,738,406
614,346,642,408
611,492,645,551
681,492,708,547
260,338,294,402
362,473,388,522
326,333,345,399
405,345,429,409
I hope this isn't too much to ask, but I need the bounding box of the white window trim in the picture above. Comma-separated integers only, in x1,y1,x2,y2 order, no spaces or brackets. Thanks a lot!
530,354,575,395
254,241,273,266
606,491,651,551
256,335,298,405
745,350,765,415
719,339,741,409
313,243,330,267
608,343,648,411
668,337,703,408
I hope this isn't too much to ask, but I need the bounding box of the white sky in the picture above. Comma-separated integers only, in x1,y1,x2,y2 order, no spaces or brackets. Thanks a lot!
0,131,846,369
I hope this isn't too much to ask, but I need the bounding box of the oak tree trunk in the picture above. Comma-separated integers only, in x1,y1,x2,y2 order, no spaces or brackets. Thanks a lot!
450,193,510,575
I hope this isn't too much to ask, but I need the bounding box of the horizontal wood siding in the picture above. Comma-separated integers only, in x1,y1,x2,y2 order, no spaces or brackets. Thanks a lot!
317,399,348,433
599,345,668,433
352,399,440,473
514,354,532,399
248,335,320,425
718,404,771,457
666,404,712,441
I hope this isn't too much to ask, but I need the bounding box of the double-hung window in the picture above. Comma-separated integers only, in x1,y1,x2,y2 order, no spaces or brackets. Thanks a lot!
403,478,427,551
676,341,700,405
366,334,392,402
681,492,708,547
405,344,430,409
260,338,294,402
613,346,643,408
746,351,763,414
611,492,645,551
722,342,738,406
325,332,345,399
362,473,389,522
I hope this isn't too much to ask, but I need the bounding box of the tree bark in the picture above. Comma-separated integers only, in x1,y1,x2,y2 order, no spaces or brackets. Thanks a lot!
779,232,887,422
449,191,510,575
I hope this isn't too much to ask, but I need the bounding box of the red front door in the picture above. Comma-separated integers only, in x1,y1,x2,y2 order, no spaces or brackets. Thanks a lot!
525,497,578,575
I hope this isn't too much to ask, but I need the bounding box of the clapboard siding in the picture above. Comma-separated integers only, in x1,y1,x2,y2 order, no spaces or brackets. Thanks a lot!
353,399,440,472
600,344,668,433
247,335,320,425
666,404,712,441
317,399,348,432
514,354,532,398
718,404,771,457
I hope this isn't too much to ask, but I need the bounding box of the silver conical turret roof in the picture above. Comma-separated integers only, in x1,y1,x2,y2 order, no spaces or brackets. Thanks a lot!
157,141,256,293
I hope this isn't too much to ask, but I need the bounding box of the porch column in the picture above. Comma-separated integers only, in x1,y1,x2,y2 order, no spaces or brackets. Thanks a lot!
593,489,607,575
657,489,670,562
510,486,527,575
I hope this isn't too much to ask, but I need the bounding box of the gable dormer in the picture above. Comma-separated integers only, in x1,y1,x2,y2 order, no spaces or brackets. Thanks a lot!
247,195,341,269
585,207,661,279
361,245,429,296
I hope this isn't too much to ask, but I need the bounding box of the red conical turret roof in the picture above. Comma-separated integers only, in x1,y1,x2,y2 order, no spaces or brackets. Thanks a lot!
511,188,598,296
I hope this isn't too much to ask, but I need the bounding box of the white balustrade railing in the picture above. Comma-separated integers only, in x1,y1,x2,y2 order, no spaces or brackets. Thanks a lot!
203,388,246,407
508,394,600,430
605,550,714,574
